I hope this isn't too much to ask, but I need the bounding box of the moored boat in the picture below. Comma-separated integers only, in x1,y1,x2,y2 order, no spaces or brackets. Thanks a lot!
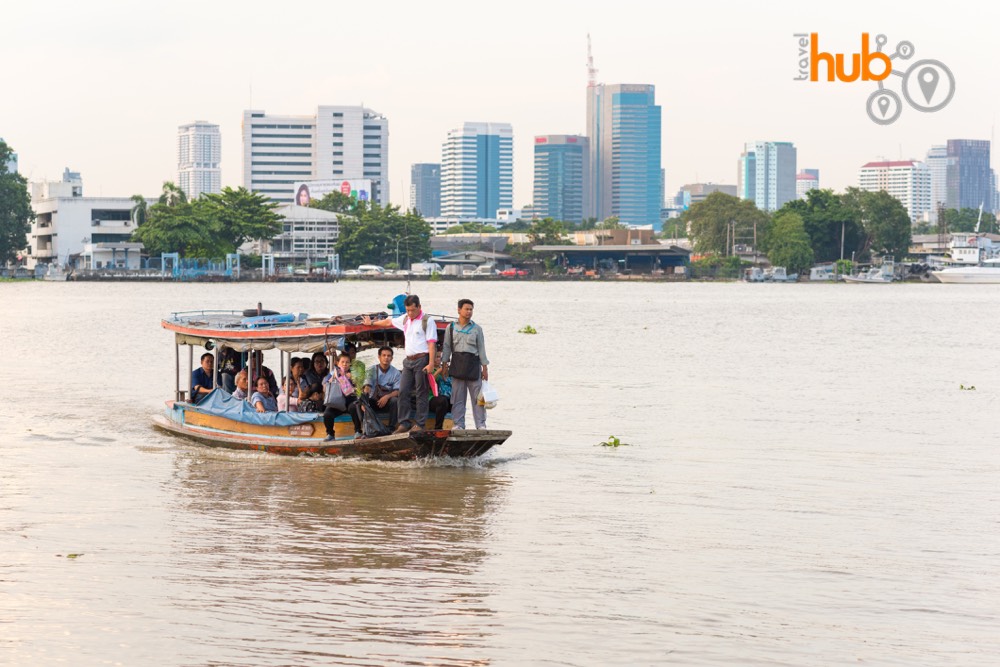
154,304,511,460
931,260,1000,283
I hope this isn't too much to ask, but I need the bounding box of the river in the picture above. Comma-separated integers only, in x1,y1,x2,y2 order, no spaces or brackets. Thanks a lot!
1,280,998,665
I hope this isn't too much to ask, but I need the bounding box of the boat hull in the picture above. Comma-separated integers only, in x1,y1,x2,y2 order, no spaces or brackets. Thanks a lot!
152,407,510,460
931,268,1000,283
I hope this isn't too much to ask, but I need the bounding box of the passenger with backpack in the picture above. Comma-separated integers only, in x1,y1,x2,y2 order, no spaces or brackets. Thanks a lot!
362,294,438,432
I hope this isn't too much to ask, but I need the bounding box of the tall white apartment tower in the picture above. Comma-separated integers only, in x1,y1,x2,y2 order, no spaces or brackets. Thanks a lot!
925,144,949,222
857,160,931,224
440,122,513,219
241,106,389,205
739,141,797,212
177,121,221,199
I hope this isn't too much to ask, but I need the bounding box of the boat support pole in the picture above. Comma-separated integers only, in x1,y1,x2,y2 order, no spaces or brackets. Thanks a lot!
187,345,194,403
279,350,286,412
175,340,181,402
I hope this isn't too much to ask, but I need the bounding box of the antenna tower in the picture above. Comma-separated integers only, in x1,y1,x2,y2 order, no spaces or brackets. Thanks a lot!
587,34,598,87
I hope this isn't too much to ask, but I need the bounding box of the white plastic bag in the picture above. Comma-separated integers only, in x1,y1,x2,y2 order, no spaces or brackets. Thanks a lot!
477,381,499,409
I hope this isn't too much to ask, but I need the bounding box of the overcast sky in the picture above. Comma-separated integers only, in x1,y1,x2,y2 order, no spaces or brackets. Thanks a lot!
4,0,998,207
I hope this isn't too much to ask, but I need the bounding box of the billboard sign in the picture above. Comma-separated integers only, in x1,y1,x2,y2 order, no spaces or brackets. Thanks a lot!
293,179,372,207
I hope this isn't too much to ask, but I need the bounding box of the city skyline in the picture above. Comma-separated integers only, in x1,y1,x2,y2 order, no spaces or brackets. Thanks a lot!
5,1,999,211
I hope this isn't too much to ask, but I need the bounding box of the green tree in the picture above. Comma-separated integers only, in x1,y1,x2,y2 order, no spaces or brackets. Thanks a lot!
335,204,431,268
443,221,495,234
132,198,224,257
158,181,187,207
201,186,283,249
844,188,912,260
939,207,997,233
777,189,863,262
311,191,357,213
528,217,570,245
683,192,769,255
596,216,625,230
130,194,148,227
0,141,33,264
766,211,814,273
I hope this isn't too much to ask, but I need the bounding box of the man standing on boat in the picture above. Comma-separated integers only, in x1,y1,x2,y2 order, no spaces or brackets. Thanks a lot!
441,298,489,429
363,294,436,432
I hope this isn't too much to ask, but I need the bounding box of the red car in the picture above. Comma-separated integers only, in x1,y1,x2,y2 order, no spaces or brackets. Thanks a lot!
499,268,528,277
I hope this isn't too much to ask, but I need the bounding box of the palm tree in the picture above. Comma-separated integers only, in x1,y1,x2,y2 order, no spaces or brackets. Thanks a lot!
158,181,187,207
130,194,148,226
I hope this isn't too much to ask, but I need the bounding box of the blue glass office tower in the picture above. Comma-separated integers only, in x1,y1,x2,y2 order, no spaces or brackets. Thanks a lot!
441,123,513,219
586,83,661,226
533,135,588,223
409,163,441,217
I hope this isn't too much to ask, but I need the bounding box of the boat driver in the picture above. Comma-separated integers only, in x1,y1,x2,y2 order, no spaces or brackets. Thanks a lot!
191,353,214,402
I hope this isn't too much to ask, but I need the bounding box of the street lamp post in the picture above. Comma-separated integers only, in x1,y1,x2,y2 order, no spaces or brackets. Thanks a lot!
395,237,410,269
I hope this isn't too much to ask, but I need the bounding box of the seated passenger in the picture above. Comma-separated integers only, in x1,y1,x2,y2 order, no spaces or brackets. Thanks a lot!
191,352,214,402
232,370,249,400
217,347,242,392
278,358,308,412
303,351,329,406
322,353,362,441
250,377,278,413
361,346,401,431
342,342,366,394
429,351,452,429
244,351,278,396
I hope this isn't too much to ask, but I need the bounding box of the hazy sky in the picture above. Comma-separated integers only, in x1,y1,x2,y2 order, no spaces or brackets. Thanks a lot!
4,0,998,208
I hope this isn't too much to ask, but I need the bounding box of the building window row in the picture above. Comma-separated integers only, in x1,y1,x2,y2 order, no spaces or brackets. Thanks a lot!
251,161,312,166
252,124,313,129
252,152,312,157
253,142,311,148
252,170,313,176
252,133,312,139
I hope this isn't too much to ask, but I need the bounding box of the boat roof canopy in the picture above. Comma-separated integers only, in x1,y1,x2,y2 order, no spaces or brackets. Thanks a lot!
163,309,450,354
173,332,346,354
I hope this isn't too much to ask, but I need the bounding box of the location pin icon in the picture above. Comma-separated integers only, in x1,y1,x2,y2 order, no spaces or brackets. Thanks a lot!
877,96,891,117
918,67,939,103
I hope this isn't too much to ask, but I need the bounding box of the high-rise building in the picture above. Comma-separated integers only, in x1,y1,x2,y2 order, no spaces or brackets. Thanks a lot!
586,83,662,226
1,137,16,174
857,160,931,224
796,169,819,199
737,141,797,212
440,122,512,219
674,183,737,209
925,145,949,221
177,121,221,199
946,139,992,212
242,106,389,205
410,163,441,217
532,134,588,223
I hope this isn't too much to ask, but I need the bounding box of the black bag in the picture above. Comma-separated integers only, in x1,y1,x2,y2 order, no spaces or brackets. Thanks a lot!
357,394,392,437
447,324,481,381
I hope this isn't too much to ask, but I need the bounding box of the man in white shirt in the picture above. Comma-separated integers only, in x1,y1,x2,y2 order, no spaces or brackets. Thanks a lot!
363,294,437,432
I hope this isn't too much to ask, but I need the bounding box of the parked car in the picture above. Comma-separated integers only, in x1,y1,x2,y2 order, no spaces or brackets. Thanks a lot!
357,264,385,275
499,268,528,277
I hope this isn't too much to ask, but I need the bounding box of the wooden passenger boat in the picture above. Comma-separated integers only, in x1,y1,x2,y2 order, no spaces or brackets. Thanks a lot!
153,306,510,460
